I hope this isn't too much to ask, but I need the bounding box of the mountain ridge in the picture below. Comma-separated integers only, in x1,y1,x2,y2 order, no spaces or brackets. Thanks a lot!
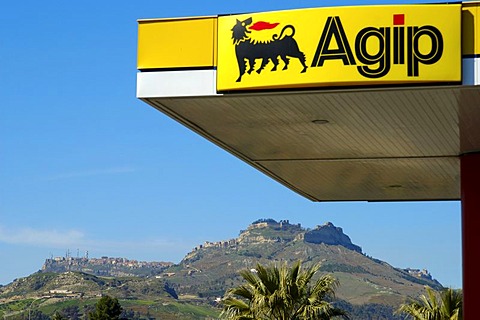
37,219,438,290
0,219,444,319
163,219,441,307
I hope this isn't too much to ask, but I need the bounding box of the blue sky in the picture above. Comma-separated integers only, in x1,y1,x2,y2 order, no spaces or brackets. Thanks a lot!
1,0,461,289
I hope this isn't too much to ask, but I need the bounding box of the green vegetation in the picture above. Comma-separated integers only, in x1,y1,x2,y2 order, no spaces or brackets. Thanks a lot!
320,263,369,274
162,301,220,318
221,260,348,319
89,295,123,319
396,286,463,320
0,296,220,319
0,299,34,312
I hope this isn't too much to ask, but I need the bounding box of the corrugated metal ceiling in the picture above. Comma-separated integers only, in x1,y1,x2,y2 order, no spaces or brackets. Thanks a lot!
142,85,480,201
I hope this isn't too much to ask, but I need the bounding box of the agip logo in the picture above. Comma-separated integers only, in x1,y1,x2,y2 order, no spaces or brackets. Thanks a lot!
232,18,308,82
217,4,460,91
310,14,443,78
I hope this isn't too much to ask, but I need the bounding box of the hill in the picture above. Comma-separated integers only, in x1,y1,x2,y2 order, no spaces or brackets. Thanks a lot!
163,219,441,308
0,271,217,319
0,219,444,319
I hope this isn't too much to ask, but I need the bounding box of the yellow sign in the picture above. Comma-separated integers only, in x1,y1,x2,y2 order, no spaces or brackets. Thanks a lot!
138,17,217,70
462,2,480,56
217,4,461,91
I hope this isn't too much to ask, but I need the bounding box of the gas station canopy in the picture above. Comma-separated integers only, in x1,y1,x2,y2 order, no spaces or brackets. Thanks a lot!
136,2,480,202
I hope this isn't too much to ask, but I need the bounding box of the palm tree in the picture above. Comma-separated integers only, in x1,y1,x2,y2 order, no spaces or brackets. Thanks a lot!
396,286,463,320
220,260,349,319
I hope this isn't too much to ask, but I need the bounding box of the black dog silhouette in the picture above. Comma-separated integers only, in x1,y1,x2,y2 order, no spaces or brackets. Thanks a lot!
231,17,308,82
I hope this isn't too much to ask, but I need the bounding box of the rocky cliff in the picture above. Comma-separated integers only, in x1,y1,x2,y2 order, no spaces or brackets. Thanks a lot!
304,222,362,253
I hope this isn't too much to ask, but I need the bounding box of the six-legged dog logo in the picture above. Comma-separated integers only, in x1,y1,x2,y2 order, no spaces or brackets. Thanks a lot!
231,17,308,82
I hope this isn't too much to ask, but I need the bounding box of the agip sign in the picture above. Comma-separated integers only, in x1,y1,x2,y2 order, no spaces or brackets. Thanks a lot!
217,4,461,91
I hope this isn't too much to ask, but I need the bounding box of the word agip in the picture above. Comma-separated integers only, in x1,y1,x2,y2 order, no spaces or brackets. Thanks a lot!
311,15,443,78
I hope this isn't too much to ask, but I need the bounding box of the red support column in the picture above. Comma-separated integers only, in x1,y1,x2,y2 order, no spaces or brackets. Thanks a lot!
461,152,480,319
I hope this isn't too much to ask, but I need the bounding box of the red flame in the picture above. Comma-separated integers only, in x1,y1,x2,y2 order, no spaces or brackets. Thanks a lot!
249,21,280,31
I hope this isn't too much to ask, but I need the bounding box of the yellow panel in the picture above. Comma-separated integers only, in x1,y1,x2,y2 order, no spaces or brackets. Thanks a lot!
462,3,480,56
138,17,217,69
217,4,462,91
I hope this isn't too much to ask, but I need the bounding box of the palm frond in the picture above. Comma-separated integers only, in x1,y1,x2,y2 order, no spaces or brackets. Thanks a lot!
221,260,346,320
396,286,463,320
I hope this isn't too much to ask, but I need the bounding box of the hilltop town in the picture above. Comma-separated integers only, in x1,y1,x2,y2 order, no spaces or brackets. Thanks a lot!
42,255,172,277
188,219,361,254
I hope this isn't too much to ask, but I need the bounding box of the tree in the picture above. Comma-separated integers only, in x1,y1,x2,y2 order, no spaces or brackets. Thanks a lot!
27,310,50,320
60,305,80,320
52,311,66,320
221,260,349,319
88,295,123,320
396,286,463,320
